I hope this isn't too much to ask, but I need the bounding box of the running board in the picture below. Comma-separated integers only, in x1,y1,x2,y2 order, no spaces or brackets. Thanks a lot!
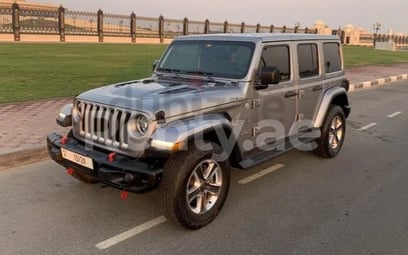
238,129,320,169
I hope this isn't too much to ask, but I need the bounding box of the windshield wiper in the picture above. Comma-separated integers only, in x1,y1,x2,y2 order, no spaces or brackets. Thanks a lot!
157,68,182,80
185,70,216,82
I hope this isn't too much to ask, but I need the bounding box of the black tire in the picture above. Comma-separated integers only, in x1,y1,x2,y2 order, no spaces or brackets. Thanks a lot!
313,105,346,158
71,170,98,184
160,141,230,230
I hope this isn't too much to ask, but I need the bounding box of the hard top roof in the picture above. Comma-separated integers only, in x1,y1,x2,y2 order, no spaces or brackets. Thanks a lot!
174,33,339,43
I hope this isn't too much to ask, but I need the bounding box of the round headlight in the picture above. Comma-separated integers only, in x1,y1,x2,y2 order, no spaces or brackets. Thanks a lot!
135,114,149,135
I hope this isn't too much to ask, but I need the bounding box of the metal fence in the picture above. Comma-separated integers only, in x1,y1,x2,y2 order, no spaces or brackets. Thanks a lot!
136,16,159,38
374,34,408,47
19,8,59,34
104,13,131,37
65,10,98,35
0,7,12,33
0,3,322,43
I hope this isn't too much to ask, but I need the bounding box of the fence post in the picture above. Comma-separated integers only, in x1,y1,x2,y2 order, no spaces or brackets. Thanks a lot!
58,6,65,42
158,15,164,43
11,3,20,42
241,22,245,33
130,12,136,43
183,17,188,35
256,23,260,33
224,21,228,33
340,31,345,44
270,25,274,33
204,19,209,34
97,9,103,42
282,25,286,33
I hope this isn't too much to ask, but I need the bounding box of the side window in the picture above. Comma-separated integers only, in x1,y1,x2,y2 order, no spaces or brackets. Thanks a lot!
261,45,291,81
323,42,342,73
297,44,319,78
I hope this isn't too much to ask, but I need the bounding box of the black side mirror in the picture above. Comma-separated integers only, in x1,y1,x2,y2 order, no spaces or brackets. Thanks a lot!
153,60,160,71
261,66,280,85
255,66,281,90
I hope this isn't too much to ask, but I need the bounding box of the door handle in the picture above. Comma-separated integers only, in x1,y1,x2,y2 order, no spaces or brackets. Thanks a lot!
285,91,297,98
312,85,323,91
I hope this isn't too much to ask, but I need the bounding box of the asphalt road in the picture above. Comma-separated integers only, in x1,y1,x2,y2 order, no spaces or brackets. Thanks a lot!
1,80,408,255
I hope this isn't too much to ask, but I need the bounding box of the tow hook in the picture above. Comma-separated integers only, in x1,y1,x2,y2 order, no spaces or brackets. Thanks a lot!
108,152,116,163
66,167,74,175
120,191,129,200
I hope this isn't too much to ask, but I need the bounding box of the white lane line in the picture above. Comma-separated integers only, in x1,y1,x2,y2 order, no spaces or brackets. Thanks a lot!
95,216,167,250
357,123,377,131
238,163,285,184
387,111,403,118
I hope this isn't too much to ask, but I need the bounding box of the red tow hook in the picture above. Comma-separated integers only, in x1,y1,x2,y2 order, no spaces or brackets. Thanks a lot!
108,152,116,163
120,191,129,200
61,136,68,145
66,167,74,175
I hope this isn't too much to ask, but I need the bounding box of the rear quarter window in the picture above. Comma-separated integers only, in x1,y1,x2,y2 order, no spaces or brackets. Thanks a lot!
323,42,342,73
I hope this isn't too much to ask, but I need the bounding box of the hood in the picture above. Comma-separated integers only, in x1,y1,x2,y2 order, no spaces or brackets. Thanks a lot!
76,78,246,119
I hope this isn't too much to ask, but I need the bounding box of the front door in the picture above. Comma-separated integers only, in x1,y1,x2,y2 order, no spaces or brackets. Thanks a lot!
249,44,297,154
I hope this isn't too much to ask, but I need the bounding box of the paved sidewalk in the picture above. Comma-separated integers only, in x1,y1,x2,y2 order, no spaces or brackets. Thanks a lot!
0,63,407,169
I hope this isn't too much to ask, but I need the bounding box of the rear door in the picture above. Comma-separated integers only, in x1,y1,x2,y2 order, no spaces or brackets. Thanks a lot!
295,42,324,127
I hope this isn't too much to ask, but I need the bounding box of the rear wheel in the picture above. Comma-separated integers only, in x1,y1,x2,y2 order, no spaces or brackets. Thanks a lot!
160,142,230,230
314,105,346,158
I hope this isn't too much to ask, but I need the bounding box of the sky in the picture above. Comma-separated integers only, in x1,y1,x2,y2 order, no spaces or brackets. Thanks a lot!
38,0,408,34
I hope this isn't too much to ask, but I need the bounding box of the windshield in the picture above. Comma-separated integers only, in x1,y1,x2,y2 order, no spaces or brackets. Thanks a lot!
157,40,255,79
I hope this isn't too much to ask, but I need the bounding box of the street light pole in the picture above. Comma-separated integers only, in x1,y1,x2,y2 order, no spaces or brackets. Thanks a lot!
373,22,382,48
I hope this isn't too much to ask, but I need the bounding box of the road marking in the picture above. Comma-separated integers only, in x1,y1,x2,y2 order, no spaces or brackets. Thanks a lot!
387,111,403,118
238,163,285,184
357,123,377,131
95,216,167,250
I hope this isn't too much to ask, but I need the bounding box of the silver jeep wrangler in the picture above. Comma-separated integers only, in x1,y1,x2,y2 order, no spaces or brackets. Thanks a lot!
47,33,350,229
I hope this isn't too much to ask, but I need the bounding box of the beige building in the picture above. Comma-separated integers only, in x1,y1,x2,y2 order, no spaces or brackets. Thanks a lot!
0,0,58,10
313,20,374,46
313,20,333,35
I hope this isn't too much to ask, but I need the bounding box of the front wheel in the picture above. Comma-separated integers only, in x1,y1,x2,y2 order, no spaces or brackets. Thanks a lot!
314,105,346,158
160,142,230,230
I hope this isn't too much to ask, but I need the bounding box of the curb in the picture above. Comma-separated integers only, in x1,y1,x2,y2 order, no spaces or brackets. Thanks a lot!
0,146,49,171
1,73,407,170
349,73,408,92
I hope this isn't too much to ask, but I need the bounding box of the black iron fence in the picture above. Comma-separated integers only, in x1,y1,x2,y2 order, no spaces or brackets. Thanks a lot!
374,33,408,47
0,3,319,43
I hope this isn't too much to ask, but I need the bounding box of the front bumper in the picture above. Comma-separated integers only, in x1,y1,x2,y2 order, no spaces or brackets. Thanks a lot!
47,133,163,193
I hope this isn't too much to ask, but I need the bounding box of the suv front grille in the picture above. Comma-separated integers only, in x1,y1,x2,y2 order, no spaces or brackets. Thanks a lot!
76,101,131,150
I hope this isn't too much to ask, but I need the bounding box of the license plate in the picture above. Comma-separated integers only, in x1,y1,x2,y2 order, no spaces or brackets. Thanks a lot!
61,148,94,170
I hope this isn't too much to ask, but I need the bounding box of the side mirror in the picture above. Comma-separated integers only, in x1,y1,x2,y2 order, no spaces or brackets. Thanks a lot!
261,66,280,85
153,60,160,71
